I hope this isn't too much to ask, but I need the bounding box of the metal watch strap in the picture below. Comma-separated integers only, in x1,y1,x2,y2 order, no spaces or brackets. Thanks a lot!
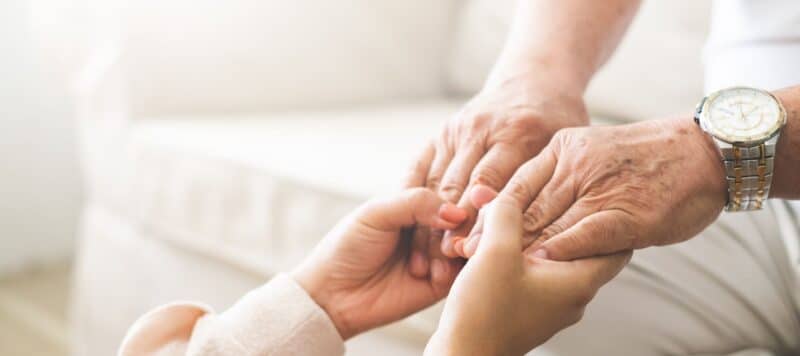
720,142,776,211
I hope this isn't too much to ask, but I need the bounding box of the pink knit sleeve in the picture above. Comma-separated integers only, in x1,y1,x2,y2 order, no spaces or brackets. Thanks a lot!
118,274,345,356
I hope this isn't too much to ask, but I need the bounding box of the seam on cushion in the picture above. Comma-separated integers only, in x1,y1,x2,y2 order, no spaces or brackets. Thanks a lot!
93,137,364,273
85,201,275,280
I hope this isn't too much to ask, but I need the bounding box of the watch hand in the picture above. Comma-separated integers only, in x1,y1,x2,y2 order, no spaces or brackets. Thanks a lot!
744,105,761,117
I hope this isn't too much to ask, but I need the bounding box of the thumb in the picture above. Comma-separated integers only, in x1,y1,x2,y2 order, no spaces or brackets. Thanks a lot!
357,188,467,232
474,198,524,258
568,250,633,291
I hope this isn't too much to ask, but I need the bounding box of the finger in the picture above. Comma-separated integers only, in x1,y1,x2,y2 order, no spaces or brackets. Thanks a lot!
359,188,467,232
408,226,430,278
437,144,484,257
470,184,499,209
462,206,486,258
442,146,526,255
417,141,455,263
469,144,531,195
410,200,467,277
474,199,524,258
439,143,485,203
516,165,575,249
536,210,637,261
426,140,454,192
525,198,596,253
498,145,558,211
568,250,633,290
405,142,436,277
457,184,498,257
429,257,465,297
404,141,435,188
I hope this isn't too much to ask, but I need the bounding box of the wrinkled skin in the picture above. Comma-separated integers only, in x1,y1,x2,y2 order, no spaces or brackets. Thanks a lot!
405,77,589,277
460,118,728,261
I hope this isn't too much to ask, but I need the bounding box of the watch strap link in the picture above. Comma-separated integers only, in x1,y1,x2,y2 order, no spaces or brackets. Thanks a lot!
721,142,775,211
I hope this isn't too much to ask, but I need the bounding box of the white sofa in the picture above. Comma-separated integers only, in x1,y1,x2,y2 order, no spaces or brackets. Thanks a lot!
68,1,710,355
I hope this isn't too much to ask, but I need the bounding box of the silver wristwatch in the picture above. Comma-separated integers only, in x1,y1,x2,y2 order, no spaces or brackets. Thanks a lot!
695,87,787,212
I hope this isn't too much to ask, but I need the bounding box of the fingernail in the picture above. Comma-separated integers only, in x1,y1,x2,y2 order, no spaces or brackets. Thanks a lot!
441,236,456,257
454,239,465,256
439,203,467,223
470,184,498,208
532,249,549,260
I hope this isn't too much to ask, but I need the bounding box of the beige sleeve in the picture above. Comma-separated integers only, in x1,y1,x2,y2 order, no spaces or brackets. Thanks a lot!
118,274,345,356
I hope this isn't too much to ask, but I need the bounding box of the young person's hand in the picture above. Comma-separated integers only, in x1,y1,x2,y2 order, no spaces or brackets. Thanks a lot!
291,188,467,339
426,192,631,356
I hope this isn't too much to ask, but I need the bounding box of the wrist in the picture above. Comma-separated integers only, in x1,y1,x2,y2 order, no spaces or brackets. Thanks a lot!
426,329,507,356
478,71,590,129
486,50,592,99
771,87,800,199
670,117,728,206
290,267,354,340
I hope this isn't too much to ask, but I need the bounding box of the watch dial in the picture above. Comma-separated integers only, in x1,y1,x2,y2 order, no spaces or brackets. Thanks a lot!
705,87,783,143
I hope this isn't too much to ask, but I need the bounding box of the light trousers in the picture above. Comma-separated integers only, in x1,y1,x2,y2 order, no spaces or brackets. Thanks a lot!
539,201,800,356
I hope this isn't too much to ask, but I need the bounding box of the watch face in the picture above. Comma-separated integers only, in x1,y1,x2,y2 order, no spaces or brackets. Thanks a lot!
704,87,784,143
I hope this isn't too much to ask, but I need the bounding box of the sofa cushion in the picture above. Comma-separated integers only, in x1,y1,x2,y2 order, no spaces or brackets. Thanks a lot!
446,0,711,121
114,0,458,116
86,101,617,348
102,101,618,276
104,101,462,275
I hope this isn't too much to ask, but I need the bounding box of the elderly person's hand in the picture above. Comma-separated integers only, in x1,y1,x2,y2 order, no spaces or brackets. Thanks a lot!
425,193,631,356
405,77,589,278
291,188,467,339
459,118,727,261
404,0,643,278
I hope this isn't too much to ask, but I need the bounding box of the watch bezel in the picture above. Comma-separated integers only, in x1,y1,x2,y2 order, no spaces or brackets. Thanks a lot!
697,86,787,145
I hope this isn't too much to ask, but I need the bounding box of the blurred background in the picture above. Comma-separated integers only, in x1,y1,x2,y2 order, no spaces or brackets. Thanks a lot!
0,0,708,355
1,0,81,354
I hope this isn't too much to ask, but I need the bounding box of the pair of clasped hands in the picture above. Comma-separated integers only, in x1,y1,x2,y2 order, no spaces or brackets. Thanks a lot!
292,77,735,355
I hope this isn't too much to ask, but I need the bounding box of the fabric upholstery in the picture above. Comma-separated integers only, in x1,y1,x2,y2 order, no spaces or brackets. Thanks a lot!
446,0,711,121
117,0,459,116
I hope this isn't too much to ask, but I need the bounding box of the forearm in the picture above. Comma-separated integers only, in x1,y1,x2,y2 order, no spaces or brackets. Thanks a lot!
771,86,800,199
486,0,642,95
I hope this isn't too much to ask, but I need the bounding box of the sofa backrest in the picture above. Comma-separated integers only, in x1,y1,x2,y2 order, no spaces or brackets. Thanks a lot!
116,0,458,116
446,0,711,121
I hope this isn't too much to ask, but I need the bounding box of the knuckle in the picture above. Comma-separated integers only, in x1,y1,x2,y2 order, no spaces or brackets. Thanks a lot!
425,174,443,190
455,113,492,143
408,157,428,176
470,164,505,191
540,221,567,241
522,204,546,235
439,183,464,202
552,127,573,142
608,212,640,250
404,187,432,207
505,179,531,207
469,112,493,129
